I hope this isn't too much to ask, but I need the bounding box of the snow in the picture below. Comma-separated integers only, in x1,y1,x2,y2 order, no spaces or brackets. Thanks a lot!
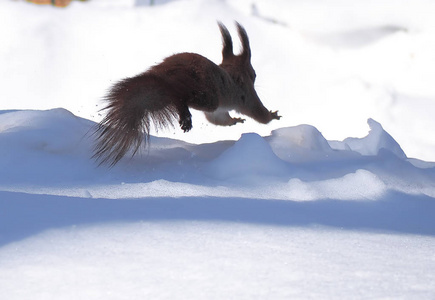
334,118,407,158
1,0,435,299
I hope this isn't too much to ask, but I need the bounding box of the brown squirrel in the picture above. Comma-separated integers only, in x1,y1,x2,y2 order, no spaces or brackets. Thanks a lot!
93,22,281,166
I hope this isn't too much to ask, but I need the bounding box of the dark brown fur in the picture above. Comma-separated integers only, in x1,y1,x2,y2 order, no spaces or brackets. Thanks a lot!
93,22,280,166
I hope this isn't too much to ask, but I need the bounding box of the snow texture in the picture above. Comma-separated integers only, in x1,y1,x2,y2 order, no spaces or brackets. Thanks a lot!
1,0,435,299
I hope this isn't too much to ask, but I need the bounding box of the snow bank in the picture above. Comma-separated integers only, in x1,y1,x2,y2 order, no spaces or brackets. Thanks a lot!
0,109,99,184
0,108,92,154
1,108,434,201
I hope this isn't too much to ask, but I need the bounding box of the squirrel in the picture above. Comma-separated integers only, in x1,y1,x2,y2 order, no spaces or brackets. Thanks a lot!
93,22,281,166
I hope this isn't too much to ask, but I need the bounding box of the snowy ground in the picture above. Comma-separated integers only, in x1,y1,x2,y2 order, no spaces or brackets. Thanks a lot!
1,0,435,299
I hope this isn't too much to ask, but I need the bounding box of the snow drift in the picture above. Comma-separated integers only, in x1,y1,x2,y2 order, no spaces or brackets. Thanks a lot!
1,108,433,198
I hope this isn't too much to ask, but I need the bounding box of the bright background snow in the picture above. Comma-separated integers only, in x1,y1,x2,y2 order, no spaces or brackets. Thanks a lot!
2,0,435,161
1,0,435,299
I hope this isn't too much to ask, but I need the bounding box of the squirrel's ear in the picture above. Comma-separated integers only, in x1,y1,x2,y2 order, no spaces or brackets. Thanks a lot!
236,22,251,63
218,22,234,60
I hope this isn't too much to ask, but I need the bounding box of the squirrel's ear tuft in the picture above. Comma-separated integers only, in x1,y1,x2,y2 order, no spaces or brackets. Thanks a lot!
218,22,234,60
236,22,251,62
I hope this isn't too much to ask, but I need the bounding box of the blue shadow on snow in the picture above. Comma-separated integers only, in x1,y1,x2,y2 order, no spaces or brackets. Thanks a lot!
0,190,434,247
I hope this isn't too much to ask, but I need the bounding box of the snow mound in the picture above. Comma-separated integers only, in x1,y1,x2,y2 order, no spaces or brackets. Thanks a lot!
330,119,407,159
267,125,333,162
0,109,97,184
205,133,290,180
0,108,92,154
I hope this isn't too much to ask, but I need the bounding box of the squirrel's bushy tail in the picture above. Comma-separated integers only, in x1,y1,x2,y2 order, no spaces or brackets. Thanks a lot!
93,74,178,166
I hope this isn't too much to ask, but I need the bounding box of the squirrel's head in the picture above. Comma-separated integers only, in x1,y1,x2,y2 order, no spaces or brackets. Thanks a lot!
218,22,258,98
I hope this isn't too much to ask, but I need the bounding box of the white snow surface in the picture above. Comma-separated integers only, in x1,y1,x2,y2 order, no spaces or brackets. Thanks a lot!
1,0,435,299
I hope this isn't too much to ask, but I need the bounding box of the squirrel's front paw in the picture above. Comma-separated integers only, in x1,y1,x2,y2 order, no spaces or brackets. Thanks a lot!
270,110,282,120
